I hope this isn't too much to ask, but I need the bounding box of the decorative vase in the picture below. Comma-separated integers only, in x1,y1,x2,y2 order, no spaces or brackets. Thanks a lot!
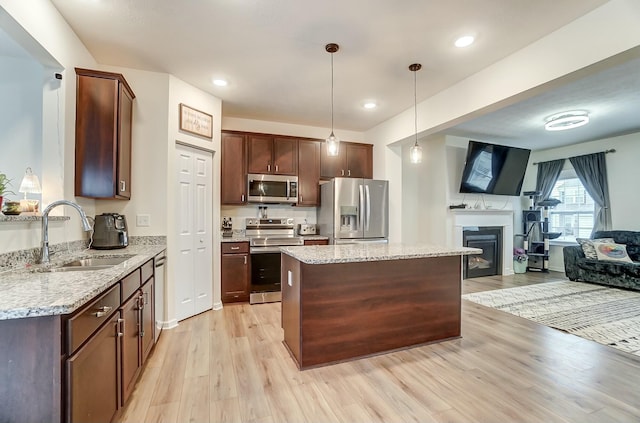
513,259,528,274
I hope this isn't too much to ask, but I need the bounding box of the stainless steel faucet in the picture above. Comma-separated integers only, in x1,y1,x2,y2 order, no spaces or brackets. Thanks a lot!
40,200,92,263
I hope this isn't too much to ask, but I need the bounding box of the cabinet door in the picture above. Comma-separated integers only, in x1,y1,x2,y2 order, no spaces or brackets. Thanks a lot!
320,140,346,178
346,143,373,179
298,140,321,206
273,137,298,175
67,316,120,423
140,279,154,363
247,135,273,174
221,253,250,303
120,293,141,406
117,83,134,199
221,132,247,205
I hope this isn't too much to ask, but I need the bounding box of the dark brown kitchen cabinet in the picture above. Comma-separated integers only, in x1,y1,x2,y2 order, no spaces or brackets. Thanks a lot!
221,132,247,205
297,139,321,206
121,262,154,406
66,314,121,423
221,242,250,303
248,135,298,175
75,68,135,199
320,141,373,179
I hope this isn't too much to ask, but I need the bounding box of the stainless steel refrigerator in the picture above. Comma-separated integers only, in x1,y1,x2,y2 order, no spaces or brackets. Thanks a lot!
317,178,389,244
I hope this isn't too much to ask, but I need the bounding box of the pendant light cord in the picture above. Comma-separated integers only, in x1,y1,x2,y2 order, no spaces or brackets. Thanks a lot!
414,69,418,146
330,51,335,133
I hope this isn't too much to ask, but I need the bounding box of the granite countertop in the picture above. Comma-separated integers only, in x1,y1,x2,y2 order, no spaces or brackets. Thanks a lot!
280,243,481,265
0,245,165,320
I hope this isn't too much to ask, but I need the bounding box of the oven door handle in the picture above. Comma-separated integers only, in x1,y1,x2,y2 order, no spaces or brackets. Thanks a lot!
250,246,283,253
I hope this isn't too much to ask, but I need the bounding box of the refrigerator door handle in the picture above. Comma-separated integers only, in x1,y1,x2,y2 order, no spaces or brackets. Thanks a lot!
365,184,371,231
358,184,365,231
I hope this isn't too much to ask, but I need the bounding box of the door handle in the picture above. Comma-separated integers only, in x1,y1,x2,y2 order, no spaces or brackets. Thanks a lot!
117,318,125,337
286,180,290,199
358,184,364,231
365,185,371,231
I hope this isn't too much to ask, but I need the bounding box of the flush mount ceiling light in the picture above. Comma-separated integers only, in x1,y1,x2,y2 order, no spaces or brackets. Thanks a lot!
455,35,475,48
544,110,590,131
325,43,340,157
212,78,228,87
409,63,423,164
363,101,377,109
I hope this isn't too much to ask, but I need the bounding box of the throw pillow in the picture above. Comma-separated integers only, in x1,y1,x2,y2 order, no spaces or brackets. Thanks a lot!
592,241,633,263
577,238,615,260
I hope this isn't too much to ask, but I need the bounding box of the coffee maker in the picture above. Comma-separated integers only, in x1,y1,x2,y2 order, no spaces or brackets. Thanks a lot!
92,213,129,249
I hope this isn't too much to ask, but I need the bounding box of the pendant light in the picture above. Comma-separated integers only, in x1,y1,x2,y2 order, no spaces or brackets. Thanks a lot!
409,63,423,164
325,43,340,157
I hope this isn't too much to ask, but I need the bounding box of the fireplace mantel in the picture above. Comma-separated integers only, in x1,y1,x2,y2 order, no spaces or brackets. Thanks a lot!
449,209,514,275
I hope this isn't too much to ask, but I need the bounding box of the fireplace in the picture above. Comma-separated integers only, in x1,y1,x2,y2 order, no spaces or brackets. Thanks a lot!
463,227,502,279
448,210,514,276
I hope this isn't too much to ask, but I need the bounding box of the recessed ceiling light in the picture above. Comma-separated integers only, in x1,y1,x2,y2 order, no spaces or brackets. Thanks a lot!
212,79,228,87
544,111,590,131
454,35,475,48
363,102,377,109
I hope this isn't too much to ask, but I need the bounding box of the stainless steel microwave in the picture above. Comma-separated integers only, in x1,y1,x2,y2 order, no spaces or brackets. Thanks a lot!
247,174,298,204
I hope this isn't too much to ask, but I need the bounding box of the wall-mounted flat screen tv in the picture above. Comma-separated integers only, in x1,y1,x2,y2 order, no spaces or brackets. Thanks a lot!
459,140,531,196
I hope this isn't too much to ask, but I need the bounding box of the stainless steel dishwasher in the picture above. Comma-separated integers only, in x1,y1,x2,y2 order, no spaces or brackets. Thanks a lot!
154,251,166,342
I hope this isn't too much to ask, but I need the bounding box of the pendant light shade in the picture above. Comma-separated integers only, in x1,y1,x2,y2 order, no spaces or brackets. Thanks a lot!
325,43,340,157
409,63,422,164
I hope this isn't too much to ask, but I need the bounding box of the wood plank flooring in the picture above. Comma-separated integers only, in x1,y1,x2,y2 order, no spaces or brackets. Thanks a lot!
118,271,640,422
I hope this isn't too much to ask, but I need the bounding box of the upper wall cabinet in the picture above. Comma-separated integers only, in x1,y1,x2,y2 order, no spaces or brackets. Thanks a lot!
297,139,321,206
247,135,298,175
221,132,247,205
320,141,373,179
75,68,136,199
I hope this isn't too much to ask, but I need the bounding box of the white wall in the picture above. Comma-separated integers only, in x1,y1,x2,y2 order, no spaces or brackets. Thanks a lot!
524,131,640,271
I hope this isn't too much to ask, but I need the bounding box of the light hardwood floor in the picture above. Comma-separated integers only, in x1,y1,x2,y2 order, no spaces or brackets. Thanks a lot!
118,271,640,422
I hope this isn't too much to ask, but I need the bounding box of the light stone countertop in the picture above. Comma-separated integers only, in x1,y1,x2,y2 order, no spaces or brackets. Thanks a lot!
0,245,165,320
280,243,481,265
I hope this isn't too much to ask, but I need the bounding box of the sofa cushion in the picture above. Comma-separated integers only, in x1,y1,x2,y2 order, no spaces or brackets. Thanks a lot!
577,238,615,259
593,231,640,261
592,241,633,263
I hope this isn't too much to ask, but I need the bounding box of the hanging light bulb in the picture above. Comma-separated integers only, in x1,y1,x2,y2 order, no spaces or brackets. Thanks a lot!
325,43,340,157
409,63,423,164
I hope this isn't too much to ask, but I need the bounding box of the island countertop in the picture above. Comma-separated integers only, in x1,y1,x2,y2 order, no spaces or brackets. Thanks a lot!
280,243,481,265
0,245,165,320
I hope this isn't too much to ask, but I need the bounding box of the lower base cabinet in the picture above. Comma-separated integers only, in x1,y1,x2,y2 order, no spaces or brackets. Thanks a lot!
66,315,121,423
221,242,250,303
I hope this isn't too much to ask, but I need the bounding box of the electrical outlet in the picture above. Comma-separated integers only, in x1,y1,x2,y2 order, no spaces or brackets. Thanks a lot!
136,214,151,227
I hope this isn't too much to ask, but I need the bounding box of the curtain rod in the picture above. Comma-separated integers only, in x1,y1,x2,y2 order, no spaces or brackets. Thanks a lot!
532,148,616,165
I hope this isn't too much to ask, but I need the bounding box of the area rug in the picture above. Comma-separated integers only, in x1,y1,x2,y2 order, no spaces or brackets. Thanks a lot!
462,281,640,357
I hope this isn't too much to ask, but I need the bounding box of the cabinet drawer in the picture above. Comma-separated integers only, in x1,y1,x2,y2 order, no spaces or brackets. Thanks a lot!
67,283,121,354
121,268,141,302
222,242,249,254
141,258,154,283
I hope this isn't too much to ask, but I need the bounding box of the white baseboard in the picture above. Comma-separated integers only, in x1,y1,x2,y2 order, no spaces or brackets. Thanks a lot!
162,319,178,330
213,301,223,311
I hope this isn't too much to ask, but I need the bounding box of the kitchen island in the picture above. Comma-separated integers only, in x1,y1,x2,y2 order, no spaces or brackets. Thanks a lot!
280,243,481,369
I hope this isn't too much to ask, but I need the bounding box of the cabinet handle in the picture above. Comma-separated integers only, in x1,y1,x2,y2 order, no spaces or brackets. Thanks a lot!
93,306,112,318
348,170,351,176
230,246,240,250
300,195,303,203
139,295,145,338
341,170,345,176
275,165,279,172
117,318,125,337
241,194,245,202
120,180,126,192
244,256,247,265
268,164,271,172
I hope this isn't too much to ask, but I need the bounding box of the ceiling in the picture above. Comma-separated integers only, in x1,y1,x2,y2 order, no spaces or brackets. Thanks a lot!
41,0,638,150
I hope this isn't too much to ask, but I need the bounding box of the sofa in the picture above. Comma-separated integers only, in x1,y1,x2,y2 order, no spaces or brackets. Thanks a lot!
563,230,640,291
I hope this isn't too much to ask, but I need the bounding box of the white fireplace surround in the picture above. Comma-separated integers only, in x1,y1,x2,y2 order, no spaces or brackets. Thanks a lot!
450,209,514,276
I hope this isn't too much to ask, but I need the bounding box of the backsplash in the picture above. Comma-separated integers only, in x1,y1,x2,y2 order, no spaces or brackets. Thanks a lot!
0,236,166,273
221,205,316,229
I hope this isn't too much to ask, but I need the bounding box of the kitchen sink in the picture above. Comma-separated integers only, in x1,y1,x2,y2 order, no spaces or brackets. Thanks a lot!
47,255,136,272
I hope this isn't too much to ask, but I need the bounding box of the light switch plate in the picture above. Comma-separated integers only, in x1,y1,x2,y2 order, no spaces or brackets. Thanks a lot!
136,214,151,227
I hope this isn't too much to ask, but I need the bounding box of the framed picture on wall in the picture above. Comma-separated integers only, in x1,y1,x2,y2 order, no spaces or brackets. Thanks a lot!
179,103,213,139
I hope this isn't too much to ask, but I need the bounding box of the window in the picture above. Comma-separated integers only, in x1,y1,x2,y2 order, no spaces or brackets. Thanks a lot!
548,168,595,242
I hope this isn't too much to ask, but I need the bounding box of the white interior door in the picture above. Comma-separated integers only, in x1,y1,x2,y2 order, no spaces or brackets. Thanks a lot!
175,144,213,321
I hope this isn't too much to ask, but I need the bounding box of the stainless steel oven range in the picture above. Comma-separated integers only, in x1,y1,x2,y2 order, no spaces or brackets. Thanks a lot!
245,218,303,304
